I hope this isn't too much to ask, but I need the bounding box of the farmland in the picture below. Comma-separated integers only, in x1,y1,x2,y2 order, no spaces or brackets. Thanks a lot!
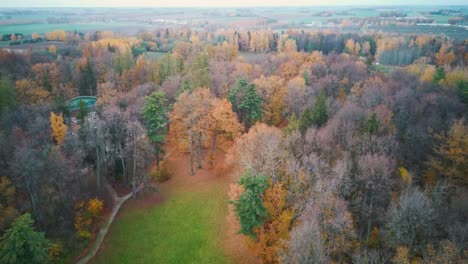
0,22,155,35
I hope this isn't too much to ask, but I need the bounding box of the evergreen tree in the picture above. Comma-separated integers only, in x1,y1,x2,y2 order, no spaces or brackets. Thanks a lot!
284,113,299,134
456,80,468,105
54,95,71,118
312,91,328,127
78,60,97,96
303,71,311,86
0,213,51,264
42,73,52,92
77,100,88,124
0,76,15,116
231,171,268,238
240,83,262,127
433,66,446,84
229,80,262,129
143,91,168,169
228,79,247,113
299,108,313,134
364,112,379,135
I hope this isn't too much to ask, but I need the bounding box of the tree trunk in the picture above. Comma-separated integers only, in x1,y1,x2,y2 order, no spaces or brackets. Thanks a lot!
366,198,373,242
155,143,160,170
210,130,217,167
96,148,101,189
26,182,39,226
120,156,126,188
211,130,217,152
132,141,137,198
189,129,195,176
197,132,202,169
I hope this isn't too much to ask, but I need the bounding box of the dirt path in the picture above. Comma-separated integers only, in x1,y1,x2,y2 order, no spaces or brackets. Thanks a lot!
76,183,143,264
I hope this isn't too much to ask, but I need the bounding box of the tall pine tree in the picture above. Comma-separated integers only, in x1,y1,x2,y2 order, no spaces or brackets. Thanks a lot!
231,171,268,238
299,108,313,134
364,112,379,135
78,60,97,96
0,213,51,264
229,80,262,129
143,91,168,169
0,76,15,116
312,90,328,127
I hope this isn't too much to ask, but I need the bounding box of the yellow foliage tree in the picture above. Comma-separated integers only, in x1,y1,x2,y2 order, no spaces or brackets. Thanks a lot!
74,198,104,239
254,75,287,126
50,112,68,145
32,32,41,40
362,41,371,56
399,167,412,187
345,39,355,54
393,246,411,264
48,45,56,54
254,183,293,264
170,88,215,174
87,198,104,217
354,42,361,55
0,177,18,231
427,119,468,187
435,44,455,66
420,66,436,83
46,30,67,41
282,39,297,54
210,98,243,153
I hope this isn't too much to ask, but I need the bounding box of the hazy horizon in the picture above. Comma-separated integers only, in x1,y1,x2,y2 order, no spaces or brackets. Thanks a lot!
1,0,467,8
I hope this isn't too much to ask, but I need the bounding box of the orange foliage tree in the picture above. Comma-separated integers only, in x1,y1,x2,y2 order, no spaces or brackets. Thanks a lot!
74,198,103,239
210,98,243,157
46,30,67,41
435,44,455,66
170,88,214,175
254,183,293,264
254,75,287,126
427,119,468,186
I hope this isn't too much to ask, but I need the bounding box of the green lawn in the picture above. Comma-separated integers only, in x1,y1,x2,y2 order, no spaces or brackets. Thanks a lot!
93,181,230,264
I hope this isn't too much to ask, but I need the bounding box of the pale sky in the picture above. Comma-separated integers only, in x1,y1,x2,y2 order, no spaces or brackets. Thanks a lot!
0,0,466,8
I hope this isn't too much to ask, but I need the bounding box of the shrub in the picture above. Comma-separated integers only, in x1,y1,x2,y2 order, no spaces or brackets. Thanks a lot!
48,241,62,261
74,198,104,239
87,198,104,217
151,166,172,182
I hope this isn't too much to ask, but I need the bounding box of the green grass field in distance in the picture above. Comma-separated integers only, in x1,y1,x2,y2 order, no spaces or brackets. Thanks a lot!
0,22,155,35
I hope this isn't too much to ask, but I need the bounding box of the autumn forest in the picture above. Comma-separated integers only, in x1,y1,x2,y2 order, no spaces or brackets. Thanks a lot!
0,4,467,264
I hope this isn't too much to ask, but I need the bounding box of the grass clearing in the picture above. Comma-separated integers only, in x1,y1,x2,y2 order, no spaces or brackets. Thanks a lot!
92,180,230,264
145,51,167,60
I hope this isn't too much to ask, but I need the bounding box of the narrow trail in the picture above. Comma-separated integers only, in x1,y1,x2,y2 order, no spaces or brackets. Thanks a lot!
76,183,143,264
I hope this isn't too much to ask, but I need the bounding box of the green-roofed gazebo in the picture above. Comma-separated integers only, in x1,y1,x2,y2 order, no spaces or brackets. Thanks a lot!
66,96,97,111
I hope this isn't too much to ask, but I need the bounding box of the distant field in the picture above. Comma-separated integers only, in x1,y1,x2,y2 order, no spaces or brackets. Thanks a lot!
145,51,167,60
0,22,156,35
429,15,453,24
